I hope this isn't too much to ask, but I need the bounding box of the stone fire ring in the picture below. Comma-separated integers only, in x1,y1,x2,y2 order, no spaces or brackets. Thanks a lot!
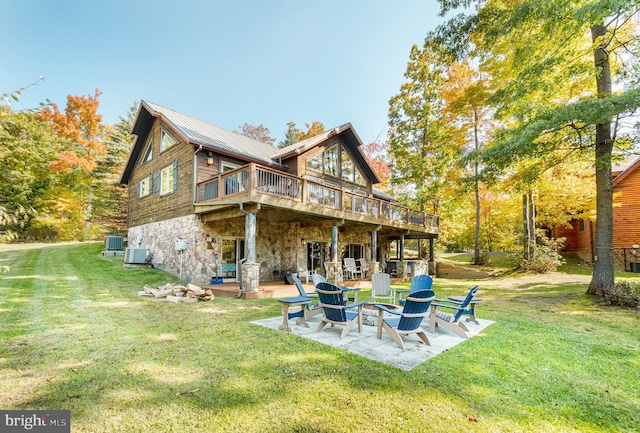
361,302,401,326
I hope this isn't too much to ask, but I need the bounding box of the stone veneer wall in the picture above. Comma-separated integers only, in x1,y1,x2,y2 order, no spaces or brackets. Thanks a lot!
129,214,390,286
128,215,218,286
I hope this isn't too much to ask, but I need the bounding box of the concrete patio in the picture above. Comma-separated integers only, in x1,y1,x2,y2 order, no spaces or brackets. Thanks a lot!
252,313,494,371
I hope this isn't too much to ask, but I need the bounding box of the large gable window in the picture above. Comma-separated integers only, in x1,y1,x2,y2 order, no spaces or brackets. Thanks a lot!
306,143,367,185
354,167,366,185
141,140,153,164
160,129,178,152
324,144,338,177
341,150,353,182
307,154,322,171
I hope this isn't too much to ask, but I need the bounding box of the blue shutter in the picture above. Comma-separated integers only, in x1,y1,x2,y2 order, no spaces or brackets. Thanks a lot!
173,160,178,191
155,171,160,195
136,181,140,197
148,173,153,192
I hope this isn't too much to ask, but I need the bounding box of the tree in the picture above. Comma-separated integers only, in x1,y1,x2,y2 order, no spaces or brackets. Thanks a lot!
388,42,464,214
237,122,275,145
91,102,137,236
0,78,56,241
40,89,106,240
436,0,640,292
361,139,392,189
441,60,492,264
296,121,325,141
278,122,299,148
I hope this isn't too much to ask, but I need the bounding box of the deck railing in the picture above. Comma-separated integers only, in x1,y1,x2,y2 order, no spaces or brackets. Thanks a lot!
196,163,439,231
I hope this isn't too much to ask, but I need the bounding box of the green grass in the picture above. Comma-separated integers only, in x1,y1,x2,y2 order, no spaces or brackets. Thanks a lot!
1,243,639,432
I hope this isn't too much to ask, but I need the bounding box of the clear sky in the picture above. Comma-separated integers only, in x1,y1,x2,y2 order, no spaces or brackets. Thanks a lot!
2,0,447,144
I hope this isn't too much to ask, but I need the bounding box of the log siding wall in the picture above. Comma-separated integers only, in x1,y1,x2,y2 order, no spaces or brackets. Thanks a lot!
126,119,195,228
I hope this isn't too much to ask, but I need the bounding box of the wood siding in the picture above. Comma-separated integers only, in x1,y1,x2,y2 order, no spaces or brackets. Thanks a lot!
126,119,195,228
613,167,640,248
558,220,593,252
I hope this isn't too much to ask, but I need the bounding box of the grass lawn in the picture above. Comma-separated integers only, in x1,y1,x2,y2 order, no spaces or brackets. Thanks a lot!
1,243,638,432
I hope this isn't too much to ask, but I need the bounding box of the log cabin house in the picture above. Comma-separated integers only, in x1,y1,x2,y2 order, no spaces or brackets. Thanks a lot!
557,157,640,271
120,101,439,292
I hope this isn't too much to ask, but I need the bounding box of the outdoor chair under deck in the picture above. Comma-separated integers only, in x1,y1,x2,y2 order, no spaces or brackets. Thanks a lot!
375,289,435,350
315,282,366,339
430,285,479,339
343,257,363,280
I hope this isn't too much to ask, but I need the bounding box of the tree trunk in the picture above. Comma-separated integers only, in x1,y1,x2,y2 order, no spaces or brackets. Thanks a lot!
473,112,481,265
84,184,93,240
523,191,535,260
588,22,615,294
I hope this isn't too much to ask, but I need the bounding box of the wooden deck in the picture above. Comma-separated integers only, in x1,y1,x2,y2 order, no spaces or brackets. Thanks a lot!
203,277,414,300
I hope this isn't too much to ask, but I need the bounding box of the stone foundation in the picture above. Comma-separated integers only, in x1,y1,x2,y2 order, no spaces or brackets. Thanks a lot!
128,215,217,286
128,214,394,287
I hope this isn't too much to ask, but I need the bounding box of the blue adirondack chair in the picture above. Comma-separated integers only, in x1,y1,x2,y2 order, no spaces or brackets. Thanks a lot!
290,274,322,319
429,286,479,339
396,274,434,306
315,282,366,338
375,289,435,350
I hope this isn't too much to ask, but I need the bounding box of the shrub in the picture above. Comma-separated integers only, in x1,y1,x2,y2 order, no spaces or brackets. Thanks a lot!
599,280,640,308
519,237,565,273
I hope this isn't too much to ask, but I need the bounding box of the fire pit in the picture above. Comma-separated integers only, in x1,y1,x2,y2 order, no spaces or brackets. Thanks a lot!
361,302,401,326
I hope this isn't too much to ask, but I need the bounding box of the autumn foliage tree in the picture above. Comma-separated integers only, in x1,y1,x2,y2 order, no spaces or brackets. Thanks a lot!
40,89,106,239
237,122,276,145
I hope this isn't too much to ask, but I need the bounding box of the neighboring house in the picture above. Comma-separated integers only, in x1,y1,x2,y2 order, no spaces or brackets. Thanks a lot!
120,101,439,291
557,157,640,271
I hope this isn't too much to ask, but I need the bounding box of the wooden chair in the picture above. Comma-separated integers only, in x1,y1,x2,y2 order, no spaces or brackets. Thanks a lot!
429,286,479,339
375,289,435,349
290,274,322,319
315,282,365,338
357,257,369,278
371,272,394,304
343,257,363,280
396,274,433,306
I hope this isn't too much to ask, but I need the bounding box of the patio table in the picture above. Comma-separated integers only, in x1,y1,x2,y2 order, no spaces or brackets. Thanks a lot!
278,296,313,332
340,286,361,304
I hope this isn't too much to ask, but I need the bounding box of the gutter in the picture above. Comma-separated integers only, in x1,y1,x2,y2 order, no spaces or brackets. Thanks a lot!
193,145,203,203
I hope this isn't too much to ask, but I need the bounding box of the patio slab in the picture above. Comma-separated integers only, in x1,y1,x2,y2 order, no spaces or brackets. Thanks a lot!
252,314,494,371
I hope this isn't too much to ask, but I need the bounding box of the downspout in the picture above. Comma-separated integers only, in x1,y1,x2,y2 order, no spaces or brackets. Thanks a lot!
193,145,203,203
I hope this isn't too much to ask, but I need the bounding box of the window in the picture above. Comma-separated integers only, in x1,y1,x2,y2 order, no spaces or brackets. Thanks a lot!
341,150,353,181
579,219,585,232
138,174,152,197
160,129,177,152
324,144,338,177
142,140,153,163
345,244,364,260
354,167,366,185
221,161,240,173
159,162,178,195
307,154,322,171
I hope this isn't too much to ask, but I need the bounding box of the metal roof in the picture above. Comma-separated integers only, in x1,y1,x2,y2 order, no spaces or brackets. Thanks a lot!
141,101,278,166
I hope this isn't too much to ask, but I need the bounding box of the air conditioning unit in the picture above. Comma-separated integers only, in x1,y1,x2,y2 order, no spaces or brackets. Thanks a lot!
124,248,148,264
104,236,124,251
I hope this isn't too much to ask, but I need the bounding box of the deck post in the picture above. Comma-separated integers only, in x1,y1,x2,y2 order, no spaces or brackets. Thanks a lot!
398,234,408,279
242,211,259,292
429,238,436,276
370,230,380,274
327,225,344,286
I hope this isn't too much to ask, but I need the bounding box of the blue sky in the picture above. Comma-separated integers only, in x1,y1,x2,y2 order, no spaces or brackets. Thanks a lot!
2,0,446,144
